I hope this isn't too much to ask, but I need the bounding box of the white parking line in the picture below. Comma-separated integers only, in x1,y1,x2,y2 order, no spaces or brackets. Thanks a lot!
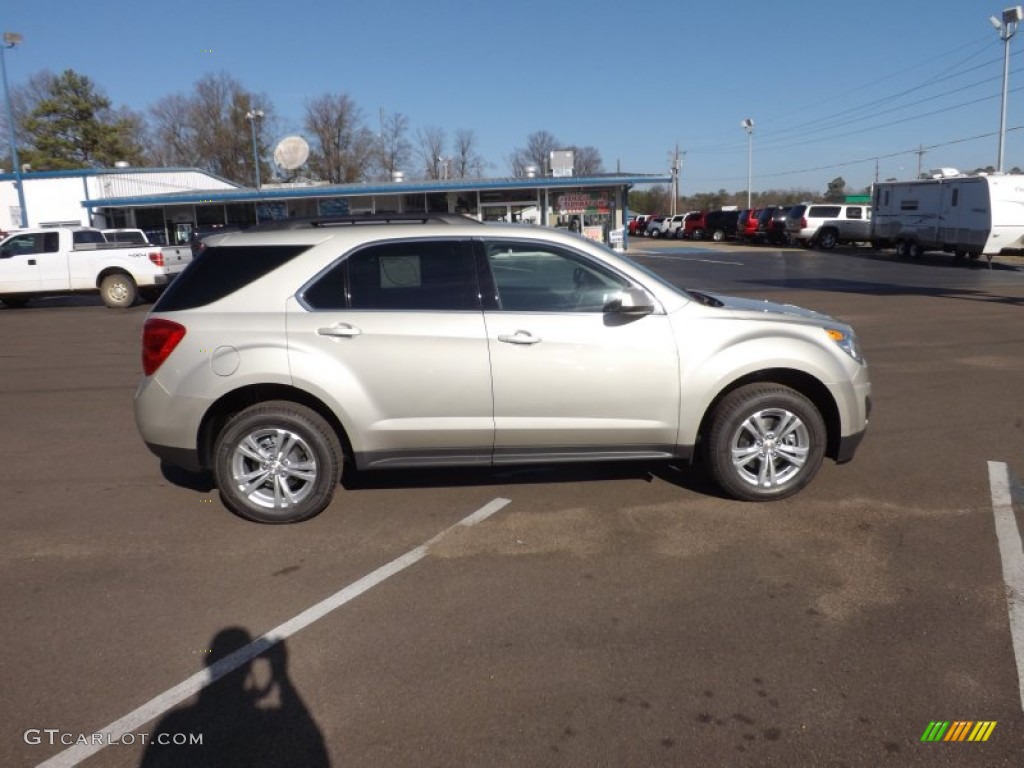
988,461,1024,711
34,497,511,768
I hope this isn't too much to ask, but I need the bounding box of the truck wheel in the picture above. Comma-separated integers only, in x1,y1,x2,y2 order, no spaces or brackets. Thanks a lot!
706,384,826,501
100,273,138,308
896,240,911,258
909,242,925,259
817,230,838,250
712,229,725,242
213,401,343,524
0,297,30,308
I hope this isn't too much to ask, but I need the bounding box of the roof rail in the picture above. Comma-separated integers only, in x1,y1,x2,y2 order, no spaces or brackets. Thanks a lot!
253,213,482,230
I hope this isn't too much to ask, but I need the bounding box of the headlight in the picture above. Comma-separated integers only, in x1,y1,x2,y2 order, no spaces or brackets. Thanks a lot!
825,327,865,364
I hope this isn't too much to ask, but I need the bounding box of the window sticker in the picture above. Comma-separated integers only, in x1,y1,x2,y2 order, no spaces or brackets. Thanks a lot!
379,255,421,288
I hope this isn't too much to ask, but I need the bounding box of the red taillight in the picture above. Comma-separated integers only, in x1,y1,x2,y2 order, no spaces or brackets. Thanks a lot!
800,217,808,229
142,319,186,376
148,251,165,267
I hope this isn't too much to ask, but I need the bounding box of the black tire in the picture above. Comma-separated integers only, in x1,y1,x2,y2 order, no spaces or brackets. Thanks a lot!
712,229,725,242
691,228,705,240
213,401,343,524
651,230,661,239
969,252,981,260
706,384,826,501
99,272,138,308
817,229,838,250
909,242,925,259
896,240,912,258
0,296,30,308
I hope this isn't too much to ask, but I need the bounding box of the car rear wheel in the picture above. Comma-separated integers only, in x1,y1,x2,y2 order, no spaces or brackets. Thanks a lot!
100,273,138,308
706,384,826,501
712,229,725,242
213,401,342,523
817,230,838,250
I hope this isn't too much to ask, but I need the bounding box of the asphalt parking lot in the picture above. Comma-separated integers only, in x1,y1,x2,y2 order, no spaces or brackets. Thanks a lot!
4,238,1024,767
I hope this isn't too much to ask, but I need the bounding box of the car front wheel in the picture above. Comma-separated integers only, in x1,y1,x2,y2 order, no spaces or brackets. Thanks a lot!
213,401,342,523
706,384,826,501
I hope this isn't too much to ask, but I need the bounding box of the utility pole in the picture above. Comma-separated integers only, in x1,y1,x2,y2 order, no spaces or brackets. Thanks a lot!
915,145,926,179
668,144,684,216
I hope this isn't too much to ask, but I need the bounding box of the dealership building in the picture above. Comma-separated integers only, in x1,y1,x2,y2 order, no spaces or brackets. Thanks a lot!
0,166,670,248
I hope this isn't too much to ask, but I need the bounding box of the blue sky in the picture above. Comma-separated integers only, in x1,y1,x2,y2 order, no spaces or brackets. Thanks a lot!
3,0,1024,195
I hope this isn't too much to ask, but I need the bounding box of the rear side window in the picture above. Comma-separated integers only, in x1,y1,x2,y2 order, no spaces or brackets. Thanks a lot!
788,205,807,218
154,245,309,311
303,239,479,312
846,207,863,219
808,206,841,218
72,230,107,246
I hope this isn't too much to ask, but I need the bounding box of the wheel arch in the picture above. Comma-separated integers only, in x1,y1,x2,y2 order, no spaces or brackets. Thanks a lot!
95,266,135,289
695,368,842,461
196,384,353,471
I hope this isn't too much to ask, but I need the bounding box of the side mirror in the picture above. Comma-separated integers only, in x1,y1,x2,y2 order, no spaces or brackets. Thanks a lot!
604,287,655,316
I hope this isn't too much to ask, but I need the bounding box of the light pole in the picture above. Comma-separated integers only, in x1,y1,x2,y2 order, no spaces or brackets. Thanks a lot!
741,118,754,208
245,109,264,189
1,31,27,227
990,6,1023,172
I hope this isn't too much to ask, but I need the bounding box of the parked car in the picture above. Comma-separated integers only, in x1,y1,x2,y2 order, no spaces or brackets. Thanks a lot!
755,206,791,245
665,213,689,238
135,213,871,523
647,217,671,237
702,210,741,241
628,215,649,237
680,211,707,240
736,209,760,242
645,216,668,237
785,203,870,247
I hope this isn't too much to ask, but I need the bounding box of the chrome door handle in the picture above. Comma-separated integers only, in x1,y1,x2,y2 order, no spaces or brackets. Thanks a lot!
317,324,362,338
497,330,541,345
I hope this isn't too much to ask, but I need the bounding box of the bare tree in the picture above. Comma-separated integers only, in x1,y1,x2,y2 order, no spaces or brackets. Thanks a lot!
377,110,411,179
147,93,195,167
568,145,604,176
147,73,274,185
453,129,486,178
303,93,375,183
415,125,446,179
509,130,559,176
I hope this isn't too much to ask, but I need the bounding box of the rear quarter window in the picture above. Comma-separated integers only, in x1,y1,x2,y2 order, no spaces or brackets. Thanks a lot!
153,245,309,311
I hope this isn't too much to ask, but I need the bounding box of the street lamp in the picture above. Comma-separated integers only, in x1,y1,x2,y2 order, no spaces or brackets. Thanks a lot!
740,118,754,208
1,31,27,227
245,109,264,189
990,6,1023,172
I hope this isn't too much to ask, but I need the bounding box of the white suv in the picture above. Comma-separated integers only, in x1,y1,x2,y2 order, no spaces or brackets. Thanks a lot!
135,215,871,523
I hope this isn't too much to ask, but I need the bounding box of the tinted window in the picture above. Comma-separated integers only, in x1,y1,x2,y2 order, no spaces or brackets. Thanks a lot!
3,234,42,255
808,206,841,218
788,205,808,218
846,207,863,219
43,232,59,252
341,240,479,311
485,241,627,312
72,230,107,245
154,245,309,311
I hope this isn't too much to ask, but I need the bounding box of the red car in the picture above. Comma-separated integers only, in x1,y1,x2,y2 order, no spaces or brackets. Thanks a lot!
628,215,649,236
680,211,707,240
737,209,760,242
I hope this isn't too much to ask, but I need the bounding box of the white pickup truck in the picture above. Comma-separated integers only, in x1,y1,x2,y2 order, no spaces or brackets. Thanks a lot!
0,227,192,308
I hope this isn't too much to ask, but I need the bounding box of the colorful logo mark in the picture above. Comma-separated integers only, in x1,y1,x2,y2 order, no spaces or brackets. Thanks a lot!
920,721,996,742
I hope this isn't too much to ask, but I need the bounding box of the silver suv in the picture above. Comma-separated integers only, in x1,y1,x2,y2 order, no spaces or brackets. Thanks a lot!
785,203,871,247
135,215,871,523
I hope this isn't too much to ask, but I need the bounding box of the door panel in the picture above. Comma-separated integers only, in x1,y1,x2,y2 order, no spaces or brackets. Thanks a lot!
287,238,494,467
481,239,680,458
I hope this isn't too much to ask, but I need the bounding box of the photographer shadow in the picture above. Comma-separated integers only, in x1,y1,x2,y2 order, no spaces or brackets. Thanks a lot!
140,627,329,768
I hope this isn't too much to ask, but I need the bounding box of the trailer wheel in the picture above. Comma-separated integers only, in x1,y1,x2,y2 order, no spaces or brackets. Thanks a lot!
896,240,911,258
909,242,925,259
954,250,966,260
969,252,981,260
